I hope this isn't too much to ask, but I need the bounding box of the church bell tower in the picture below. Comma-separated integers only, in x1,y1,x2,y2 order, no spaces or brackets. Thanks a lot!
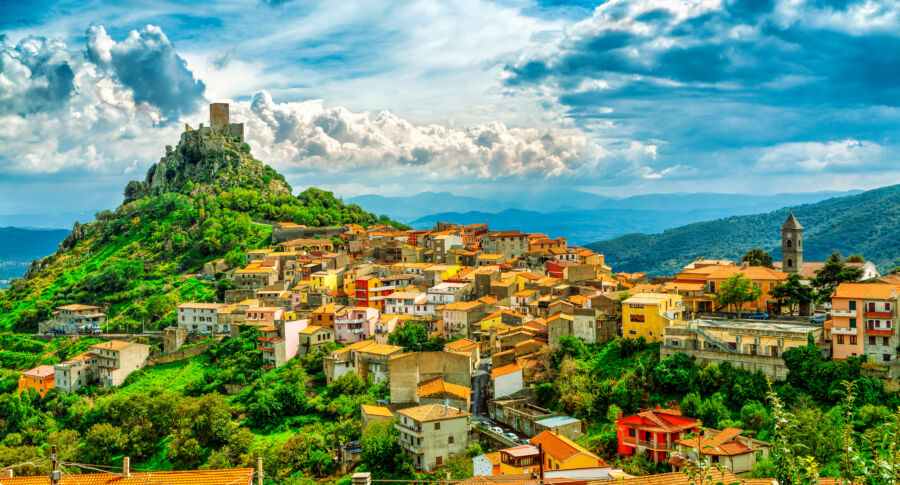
781,208,803,274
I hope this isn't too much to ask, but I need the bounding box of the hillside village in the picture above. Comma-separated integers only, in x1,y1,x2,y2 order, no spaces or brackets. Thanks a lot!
12,204,900,482
4,106,900,485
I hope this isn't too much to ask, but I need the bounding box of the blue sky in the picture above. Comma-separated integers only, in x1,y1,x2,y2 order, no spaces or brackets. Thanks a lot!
2,0,900,214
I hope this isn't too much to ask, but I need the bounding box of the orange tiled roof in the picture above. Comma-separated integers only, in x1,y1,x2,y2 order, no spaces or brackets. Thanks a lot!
397,403,471,422
417,377,471,400
0,468,254,485
832,282,900,300
529,430,605,465
491,363,521,379
362,404,394,418
91,341,133,351
444,338,478,352
706,265,788,281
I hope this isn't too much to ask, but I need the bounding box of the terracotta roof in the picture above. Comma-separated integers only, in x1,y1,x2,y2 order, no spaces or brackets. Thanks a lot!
23,365,55,378
607,470,740,485
361,404,394,418
258,325,278,332
0,468,254,485
57,304,101,311
529,430,604,465
444,338,478,352
707,265,788,281
479,451,502,466
491,363,522,379
832,282,900,300
501,445,540,458
91,341,133,352
676,427,768,456
619,408,700,433
397,404,471,422
417,377,471,400
300,325,328,334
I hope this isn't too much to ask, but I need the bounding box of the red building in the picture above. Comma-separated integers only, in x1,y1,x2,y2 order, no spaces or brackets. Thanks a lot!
615,407,701,463
354,275,396,311
546,260,577,279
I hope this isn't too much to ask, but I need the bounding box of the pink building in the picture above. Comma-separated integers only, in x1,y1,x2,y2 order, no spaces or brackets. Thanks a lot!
334,306,380,343
245,307,285,324
258,319,308,368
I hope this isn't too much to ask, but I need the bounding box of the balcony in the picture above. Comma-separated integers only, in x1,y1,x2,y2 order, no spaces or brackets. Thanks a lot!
257,345,275,353
866,327,893,336
621,436,671,451
396,422,423,435
833,309,857,317
832,327,858,335
865,311,893,318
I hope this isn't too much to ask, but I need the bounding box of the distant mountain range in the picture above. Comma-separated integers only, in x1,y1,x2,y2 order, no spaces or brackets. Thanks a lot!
586,184,900,276
348,190,860,223
0,227,70,287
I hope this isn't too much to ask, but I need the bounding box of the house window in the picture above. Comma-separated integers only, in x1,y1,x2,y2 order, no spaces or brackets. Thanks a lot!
850,301,856,310
436,456,443,465
435,422,441,430
448,436,454,444
850,318,857,328
870,337,876,345
870,302,876,312
884,337,890,346
885,354,892,362
838,335,845,344
850,336,857,345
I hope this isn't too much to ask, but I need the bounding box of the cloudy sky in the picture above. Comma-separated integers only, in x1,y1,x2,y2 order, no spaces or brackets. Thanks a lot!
2,0,900,214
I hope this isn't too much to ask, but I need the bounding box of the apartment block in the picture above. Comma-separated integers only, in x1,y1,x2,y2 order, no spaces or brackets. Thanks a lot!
396,404,471,472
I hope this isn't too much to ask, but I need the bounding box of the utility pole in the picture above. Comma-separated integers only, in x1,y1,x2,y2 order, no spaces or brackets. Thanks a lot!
50,445,60,485
538,443,544,485
257,456,263,485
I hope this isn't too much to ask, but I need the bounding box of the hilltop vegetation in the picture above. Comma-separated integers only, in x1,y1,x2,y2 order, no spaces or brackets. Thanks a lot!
0,129,402,332
588,184,900,275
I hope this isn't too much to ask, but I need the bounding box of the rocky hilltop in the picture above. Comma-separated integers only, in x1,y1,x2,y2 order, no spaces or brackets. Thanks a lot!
0,103,398,331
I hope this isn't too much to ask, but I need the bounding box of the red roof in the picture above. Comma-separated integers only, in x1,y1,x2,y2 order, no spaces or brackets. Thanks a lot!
618,408,700,433
0,469,254,485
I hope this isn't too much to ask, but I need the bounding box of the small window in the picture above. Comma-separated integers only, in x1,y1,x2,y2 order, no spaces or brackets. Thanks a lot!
838,335,845,344
850,336,857,345
884,337,890,346
448,436,454,444
850,318,857,328
884,354,892,362
850,301,857,310
435,422,441,430
869,336,876,345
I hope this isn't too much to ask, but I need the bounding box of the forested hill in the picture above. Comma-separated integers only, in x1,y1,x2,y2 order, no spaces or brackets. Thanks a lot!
0,125,402,331
587,184,900,276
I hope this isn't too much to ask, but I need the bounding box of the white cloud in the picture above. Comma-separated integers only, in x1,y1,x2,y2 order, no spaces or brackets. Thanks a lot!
755,139,885,173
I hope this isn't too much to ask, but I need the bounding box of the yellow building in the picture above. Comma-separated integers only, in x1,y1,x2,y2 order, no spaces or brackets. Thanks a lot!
530,430,607,470
621,292,684,343
310,270,340,292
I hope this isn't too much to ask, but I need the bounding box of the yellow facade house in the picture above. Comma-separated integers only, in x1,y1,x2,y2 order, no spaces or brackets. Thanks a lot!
310,270,340,292
622,292,684,343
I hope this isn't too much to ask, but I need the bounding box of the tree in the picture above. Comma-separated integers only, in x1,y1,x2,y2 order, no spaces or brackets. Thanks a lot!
83,423,126,464
742,248,774,268
698,393,730,429
388,322,429,351
361,420,413,477
739,401,768,434
714,273,763,317
771,274,815,316
890,266,900,275
845,254,865,263
811,252,864,302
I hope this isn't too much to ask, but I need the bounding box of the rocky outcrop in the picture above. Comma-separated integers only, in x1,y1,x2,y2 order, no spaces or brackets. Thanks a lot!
23,257,48,280
123,125,291,203
58,221,84,252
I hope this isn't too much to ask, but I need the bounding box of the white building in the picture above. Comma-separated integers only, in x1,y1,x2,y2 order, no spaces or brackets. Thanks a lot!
385,291,431,316
491,363,523,399
177,302,225,334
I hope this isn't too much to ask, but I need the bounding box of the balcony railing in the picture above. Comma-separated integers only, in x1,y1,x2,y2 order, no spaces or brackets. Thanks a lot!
865,311,893,318
621,436,671,451
396,422,423,434
833,309,857,317
866,327,893,336
832,327,858,335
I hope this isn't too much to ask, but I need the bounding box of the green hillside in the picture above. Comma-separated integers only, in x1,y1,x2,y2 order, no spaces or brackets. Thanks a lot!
0,127,402,332
587,184,900,276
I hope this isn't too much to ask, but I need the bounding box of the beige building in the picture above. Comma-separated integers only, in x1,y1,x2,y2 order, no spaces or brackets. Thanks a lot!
396,404,471,472
92,340,151,387
55,340,149,392
674,427,770,475
662,319,823,380
298,325,334,356
361,404,394,429
482,231,529,259
323,340,404,385
389,351,473,405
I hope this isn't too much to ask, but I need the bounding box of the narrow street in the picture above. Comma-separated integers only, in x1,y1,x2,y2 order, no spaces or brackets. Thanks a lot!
471,356,491,416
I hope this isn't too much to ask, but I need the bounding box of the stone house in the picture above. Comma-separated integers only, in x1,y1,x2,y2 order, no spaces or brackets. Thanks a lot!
395,404,471,472
389,351,473,405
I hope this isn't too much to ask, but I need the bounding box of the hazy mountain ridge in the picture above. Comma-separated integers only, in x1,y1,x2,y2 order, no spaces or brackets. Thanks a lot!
586,184,900,276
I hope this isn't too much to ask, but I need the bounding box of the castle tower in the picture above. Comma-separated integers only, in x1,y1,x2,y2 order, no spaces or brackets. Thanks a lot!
210,103,230,132
781,208,803,273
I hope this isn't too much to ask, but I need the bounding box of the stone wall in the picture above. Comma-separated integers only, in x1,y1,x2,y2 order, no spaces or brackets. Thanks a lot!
661,346,790,381
147,338,219,366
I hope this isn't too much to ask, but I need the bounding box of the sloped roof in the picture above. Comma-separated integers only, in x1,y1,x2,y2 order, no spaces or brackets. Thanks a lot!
832,282,900,300
417,377,471,400
782,209,803,230
0,468,254,485
361,404,394,418
397,403,471,422
529,430,604,465
491,363,522,379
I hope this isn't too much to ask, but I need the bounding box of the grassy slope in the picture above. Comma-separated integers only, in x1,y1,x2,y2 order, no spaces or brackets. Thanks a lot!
588,184,900,275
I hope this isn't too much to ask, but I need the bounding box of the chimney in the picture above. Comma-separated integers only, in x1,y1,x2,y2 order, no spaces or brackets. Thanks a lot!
123,456,130,477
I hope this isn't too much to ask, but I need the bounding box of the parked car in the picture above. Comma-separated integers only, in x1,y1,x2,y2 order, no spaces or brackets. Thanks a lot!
504,432,519,441
490,426,503,435
747,312,769,320
199,329,212,335
809,315,827,324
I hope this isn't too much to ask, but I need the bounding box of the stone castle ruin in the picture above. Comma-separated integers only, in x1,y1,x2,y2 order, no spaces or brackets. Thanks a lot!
123,103,255,202
177,103,245,155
